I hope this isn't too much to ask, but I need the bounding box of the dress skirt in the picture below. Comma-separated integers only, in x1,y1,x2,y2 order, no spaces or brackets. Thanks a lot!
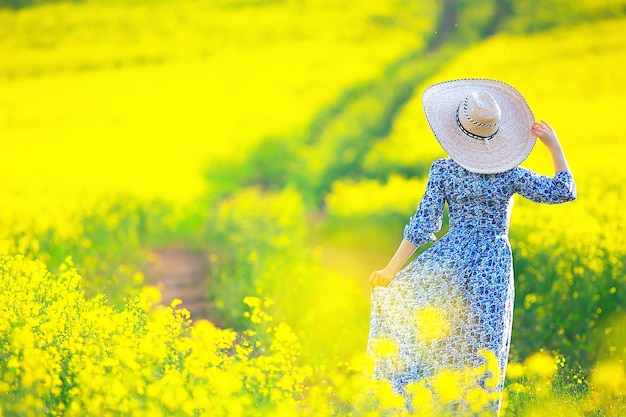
367,228,514,415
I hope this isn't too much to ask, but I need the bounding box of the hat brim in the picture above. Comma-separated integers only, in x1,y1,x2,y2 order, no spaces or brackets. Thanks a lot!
422,79,536,174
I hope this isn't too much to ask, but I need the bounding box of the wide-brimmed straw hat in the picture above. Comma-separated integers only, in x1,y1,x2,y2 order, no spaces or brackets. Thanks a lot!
422,79,536,174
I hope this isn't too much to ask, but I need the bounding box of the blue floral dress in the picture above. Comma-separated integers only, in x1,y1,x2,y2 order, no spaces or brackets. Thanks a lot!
367,158,576,415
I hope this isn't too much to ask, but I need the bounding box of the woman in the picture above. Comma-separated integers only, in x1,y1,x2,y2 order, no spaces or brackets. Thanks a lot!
367,79,576,415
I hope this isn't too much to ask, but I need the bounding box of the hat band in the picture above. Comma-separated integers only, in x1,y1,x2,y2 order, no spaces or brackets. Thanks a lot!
456,105,499,141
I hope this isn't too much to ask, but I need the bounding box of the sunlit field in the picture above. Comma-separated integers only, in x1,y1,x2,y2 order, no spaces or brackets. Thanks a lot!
1,0,626,415
0,0,438,205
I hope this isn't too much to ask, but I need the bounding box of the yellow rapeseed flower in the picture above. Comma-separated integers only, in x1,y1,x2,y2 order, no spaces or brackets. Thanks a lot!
465,386,489,413
212,369,243,397
406,382,433,415
525,351,557,379
349,352,374,375
376,379,405,410
506,362,525,379
414,305,451,343
478,349,501,389
589,360,626,395
243,296,261,308
432,369,464,403
370,337,399,359
138,285,161,310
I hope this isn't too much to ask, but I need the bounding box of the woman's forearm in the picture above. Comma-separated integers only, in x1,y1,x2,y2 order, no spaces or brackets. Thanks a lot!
384,238,418,275
548,144,571,173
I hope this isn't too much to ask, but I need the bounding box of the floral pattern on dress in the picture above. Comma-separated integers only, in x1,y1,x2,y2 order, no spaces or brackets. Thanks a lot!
367,158,576,415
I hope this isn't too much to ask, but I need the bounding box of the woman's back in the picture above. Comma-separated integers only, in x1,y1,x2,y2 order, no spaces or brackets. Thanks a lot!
436,158,515,235
417,158,576,239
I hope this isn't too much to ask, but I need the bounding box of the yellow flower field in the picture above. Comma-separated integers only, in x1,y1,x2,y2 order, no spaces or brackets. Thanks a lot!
0,0,438,207
1,0,626,415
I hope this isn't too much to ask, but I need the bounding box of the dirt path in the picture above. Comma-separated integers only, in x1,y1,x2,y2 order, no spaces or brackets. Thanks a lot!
146,247,216,323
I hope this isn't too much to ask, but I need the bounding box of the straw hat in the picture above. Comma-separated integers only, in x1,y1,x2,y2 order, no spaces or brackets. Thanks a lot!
422,79,536,174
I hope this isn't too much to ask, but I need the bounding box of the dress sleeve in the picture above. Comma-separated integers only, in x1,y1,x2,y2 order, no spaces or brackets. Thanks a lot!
513,167,577,204
403,160,446,246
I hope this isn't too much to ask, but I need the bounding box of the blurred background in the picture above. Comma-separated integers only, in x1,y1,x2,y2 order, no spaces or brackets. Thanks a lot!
1,0,625,378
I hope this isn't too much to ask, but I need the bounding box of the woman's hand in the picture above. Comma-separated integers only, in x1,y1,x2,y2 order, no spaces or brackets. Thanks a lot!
369,239,416,288
531,120,571,173
532,120,561,152
369,268,396,288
